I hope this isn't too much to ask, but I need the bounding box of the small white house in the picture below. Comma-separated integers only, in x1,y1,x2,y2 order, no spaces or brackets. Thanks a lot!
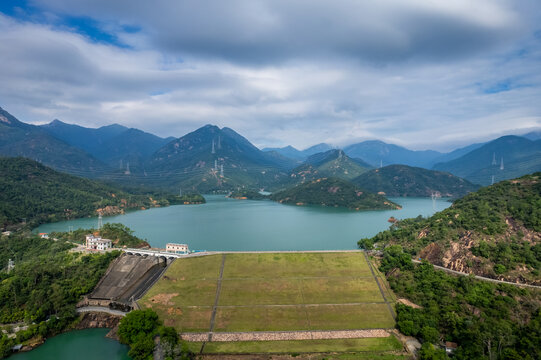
166,243,189,254
85,235,112,251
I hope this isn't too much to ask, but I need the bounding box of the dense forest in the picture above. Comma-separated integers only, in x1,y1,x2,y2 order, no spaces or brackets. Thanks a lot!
51,223,150,248
377,246,540,359
270,177,400,210
359,173,541,284
352,164,479,197
0,232,119,357
0,157,183,229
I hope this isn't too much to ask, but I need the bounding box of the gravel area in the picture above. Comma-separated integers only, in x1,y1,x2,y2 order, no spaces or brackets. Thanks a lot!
181,329,390,342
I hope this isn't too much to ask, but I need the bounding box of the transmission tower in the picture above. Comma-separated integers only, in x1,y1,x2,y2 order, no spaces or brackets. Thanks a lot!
431,192,440,212
179,188,182,197
214,160,218,171
220,164,224,177
120,159,123,170
7,259,14,273
380,159,383,168
98,213,103,230
500,157,504,171
492,152,497,165
217,136,221,149
211,139,215,154
125,162,131,175
491,175,495,185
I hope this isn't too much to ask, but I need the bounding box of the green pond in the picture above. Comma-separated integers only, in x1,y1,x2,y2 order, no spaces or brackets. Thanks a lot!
38,195,451,251
10,329,130,360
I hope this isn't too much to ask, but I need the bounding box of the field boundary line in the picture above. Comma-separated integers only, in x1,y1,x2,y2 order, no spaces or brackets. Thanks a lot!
363,251,396,320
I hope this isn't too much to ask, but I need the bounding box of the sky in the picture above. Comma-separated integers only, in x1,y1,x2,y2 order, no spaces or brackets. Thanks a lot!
0,0,540,151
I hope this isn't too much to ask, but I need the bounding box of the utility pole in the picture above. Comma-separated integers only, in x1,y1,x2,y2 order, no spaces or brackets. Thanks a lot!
7,259,14,273
98,213,103,231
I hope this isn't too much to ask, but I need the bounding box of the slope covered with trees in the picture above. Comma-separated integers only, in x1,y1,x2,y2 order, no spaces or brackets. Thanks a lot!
353,165,479,197
376,246,540,359
0,232,119,357
270,177,400,210
0,157,180,229
360,173,541,284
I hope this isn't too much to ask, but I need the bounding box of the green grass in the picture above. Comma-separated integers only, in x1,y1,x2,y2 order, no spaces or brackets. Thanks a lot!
306,304,395,330
214,306,310,331
219,278,304,305
141,252,396,334
222,252,372,278
300,277,383,303
199,336,403,354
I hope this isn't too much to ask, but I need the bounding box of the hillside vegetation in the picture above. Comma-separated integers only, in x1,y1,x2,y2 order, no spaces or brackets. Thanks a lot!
0,232,119,357
377,246,540,359
0,157,180,229
270,177,400,210
353,165,479,197
360,173,541,284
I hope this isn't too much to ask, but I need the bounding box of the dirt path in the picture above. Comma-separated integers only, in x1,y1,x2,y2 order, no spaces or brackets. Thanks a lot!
412,260,541,289
183,329,391,342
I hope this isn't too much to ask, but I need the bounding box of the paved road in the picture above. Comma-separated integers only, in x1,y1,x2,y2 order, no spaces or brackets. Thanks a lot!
413,260,541,289
76,306,127,317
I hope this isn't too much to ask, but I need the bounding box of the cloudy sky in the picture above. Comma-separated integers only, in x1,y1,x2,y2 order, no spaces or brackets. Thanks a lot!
0,0,540,151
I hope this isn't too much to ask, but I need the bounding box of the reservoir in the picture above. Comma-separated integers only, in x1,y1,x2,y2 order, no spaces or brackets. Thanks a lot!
10,329,130,360
38,195,451,250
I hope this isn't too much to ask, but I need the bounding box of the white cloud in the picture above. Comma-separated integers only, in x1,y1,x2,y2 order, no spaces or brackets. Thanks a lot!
0,1,540,151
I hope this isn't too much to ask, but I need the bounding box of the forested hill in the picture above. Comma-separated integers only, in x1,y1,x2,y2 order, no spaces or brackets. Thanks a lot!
360,172,541,284
0,157,180,229
352,165,479,197
270,177,400,210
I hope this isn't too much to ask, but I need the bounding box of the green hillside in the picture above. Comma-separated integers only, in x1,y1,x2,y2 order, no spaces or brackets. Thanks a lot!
270,177,400,210
0,157,181,229
360,172,541,284
353,165,479,197
289,149,371,184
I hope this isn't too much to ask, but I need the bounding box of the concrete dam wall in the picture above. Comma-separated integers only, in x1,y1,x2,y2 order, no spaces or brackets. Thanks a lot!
90,254,167,303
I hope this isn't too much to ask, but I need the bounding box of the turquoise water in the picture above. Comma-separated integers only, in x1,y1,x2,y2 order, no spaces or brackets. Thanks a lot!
10,329,130,360
38,195,451,251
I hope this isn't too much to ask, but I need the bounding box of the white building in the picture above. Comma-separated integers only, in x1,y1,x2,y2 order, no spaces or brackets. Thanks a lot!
166,243,189,254
86,235,113,251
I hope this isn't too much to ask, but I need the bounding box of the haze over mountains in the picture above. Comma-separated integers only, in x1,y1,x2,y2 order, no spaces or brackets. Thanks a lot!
1,106,540,192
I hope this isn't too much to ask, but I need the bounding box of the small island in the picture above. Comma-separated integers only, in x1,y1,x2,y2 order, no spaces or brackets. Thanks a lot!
270,177,401,210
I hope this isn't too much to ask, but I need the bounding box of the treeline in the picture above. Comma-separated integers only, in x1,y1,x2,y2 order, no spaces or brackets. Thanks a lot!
270,177,400,210
379,246,540,359
52,223,150,248
118,309,193,360
0,157,182,229
359,173,541,281
0,232,119,357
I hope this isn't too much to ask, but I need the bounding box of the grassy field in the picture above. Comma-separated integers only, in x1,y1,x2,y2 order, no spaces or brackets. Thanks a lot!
140,252,399,354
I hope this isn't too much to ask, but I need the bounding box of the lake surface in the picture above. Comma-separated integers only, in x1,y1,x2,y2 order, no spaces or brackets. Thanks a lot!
38,196,451,251
10,329,130,360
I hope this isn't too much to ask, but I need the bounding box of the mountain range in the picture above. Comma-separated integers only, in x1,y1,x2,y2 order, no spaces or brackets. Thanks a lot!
1,106,540,191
